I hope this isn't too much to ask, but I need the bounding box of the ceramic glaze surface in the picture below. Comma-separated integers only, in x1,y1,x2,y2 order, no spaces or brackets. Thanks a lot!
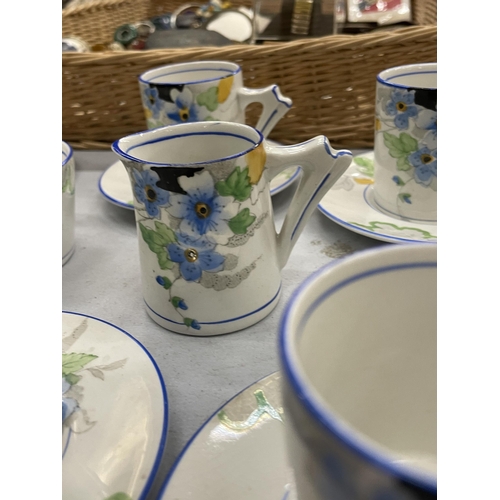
112,121,352,335
279,245,437,499
159,371,297,500
62,312,168,500
62,141,75,265
318,151,437,244
139,60,292,138
373,63,437,222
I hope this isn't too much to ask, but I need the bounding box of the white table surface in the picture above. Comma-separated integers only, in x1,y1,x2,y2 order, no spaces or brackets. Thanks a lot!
62,148,385,500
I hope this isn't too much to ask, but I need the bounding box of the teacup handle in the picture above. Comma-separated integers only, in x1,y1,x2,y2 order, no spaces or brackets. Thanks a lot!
237,85,292,138
264,137,353,269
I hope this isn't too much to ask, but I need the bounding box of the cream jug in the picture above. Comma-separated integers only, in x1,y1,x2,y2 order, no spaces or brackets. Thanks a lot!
113,121,352,336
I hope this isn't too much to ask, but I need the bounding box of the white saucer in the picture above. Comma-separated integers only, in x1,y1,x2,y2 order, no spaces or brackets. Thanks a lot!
159,371,297,500
318,151,437,244
99,142,301,210
62,311,168,500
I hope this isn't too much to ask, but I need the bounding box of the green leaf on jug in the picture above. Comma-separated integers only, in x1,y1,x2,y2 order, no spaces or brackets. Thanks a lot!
154,221,177,245
139,223,175,269
197,87,219,112
65,373,81,386
215,167,252,201
62,353,98,376
228,208,256,235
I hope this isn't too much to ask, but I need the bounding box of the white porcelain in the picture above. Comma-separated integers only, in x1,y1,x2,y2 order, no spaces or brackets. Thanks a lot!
318,151,437,244
374,63,437,222
62,311,168,500
62,141,76,265
99,141,301,210
279,244,437,499
112,121,352,336
159,371,297,500
139,60,291,137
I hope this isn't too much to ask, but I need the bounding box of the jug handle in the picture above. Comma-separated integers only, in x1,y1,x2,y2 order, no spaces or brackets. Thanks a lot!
237,85,292,138
264,137,353,269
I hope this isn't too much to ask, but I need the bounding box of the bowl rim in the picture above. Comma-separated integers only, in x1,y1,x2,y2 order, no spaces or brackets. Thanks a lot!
278,244,437,493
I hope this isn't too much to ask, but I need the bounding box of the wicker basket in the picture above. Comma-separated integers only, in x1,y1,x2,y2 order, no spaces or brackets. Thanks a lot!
62,0,436,150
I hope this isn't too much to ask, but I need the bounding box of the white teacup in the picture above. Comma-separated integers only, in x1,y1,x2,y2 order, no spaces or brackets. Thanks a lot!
373,63,437,222
279,244,437,499
62,141,76,265
138,60,292,137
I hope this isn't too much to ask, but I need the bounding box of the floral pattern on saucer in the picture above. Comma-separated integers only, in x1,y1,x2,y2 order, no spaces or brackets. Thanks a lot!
318,152,437,244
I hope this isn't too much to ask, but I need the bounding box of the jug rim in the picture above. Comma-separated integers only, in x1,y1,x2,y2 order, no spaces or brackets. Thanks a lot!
112,121,264,167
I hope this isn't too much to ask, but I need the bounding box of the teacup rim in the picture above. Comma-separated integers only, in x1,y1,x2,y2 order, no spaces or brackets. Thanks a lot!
139,60,241,86
278,244,437,493
377,62,437,90
111,121,264,167
62,140,73,168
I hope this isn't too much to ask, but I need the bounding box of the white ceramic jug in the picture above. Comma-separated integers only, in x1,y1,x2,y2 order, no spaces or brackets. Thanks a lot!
113,121,352,336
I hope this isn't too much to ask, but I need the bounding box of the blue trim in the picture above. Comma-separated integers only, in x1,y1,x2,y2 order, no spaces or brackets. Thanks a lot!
158,370,279,498
377,69,437,90
62,428,72,459
260,109,277,136
299,261,436,334
62,142,73,168
112,127,264,167
139,63,241,85
61,311,169,500
278,254,437,494
145,284,281,326
290,173,331,241
98,169,134,209
272,85,292,108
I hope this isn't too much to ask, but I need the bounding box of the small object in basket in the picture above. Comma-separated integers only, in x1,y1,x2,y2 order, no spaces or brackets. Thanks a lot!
134,20,156,37
144,28,233,48
150,13,174,30
171,4,204,29
91,43,109,52
108,41,126,50
346,0,411,25
129,38,147,50
204,9,254,43
62,37,89,52
114,24,138,46
196,0,232,18
291,0,314,35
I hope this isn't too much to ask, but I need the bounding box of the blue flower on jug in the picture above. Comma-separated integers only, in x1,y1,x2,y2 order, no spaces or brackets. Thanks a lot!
133,169,170,218
143,86,163,119
164,87,200,123
167,233,225,282
416,108,437,149
62,377,78,423
385,89,419,130
167,170,236,244
408,146,437,186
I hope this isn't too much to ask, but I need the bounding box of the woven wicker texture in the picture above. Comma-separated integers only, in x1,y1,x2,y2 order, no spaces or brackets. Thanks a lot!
62,0,437,149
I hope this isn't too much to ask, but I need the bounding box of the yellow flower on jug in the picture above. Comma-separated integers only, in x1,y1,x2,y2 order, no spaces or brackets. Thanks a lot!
246,143,267,184
218,76,234,104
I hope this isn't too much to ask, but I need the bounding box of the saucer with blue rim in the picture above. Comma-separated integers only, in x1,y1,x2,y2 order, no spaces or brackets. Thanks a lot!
318,151,437,244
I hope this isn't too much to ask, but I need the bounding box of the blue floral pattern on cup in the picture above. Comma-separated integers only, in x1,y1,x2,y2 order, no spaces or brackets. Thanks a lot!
385,89,419,130
132,170,170,218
